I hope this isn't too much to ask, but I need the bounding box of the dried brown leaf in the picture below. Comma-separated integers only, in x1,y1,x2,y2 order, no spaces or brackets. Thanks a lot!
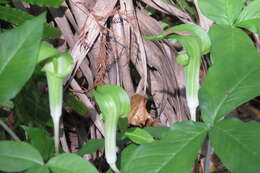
128,94,154,126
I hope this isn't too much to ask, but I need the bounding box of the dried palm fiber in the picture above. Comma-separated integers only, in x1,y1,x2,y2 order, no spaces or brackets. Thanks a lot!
67,0,190,127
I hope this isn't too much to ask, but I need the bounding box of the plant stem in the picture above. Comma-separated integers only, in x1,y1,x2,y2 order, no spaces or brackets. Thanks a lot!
0,119,21,141
105,115,120,173
204,139,213,173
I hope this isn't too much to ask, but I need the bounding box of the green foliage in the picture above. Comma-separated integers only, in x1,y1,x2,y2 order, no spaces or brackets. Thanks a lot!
79,139,105,155
118,118,129,134
47,153,99,173
1,1,260,173
235,0,260,33
0,141,44,172
209,118,260,173
143,127,170,139
16,0,64,8
0,0,9,3
199,0,244,25
207,24,255,64
199,24,260,125
137,2,260,172
22,126,54,161
199,0,260,34
0,6,61,39
197,1,260,172
118,144,138,169
0,14,45,103
0,100,13,108
65,93,88,116
121,121,208,173
26,165,50,173
14,79,51,126
124,128,155,144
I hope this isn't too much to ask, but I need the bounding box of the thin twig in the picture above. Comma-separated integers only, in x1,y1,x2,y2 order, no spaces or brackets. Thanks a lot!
0,119,21,141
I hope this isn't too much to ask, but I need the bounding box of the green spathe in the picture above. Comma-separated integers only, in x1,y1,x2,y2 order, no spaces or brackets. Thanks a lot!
91,85,130,173
42,50,73,153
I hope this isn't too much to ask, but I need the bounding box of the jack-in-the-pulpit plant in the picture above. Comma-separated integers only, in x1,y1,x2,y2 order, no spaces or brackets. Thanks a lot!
145,24,211,121
91,85,131,173
41,45,73,153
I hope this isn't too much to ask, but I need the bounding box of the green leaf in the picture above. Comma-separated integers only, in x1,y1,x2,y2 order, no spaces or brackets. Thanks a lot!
143,126,170,139
22,126,54,161
199,0,245,25
99,144,136,173
162,120,208,141
119,144,138,169
0,14,45,103
118,118,128,133
121,121,208,173
199,25,260,125
0,100,14,109
208,24,255,64
0,141,44,172
0,0,9,3
235,0,260,33
124,128,155,144
26,165,50,173
47,153,98,173
0,6,61,39
209,118,260,173
16,0,64,8
14,79,51,126
65,93,88,116
79,139,104,155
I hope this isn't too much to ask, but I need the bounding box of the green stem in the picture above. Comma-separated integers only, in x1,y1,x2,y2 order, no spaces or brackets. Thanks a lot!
46,72,63,154
105,115,120,173
204,140,213,173
0,119,21,141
